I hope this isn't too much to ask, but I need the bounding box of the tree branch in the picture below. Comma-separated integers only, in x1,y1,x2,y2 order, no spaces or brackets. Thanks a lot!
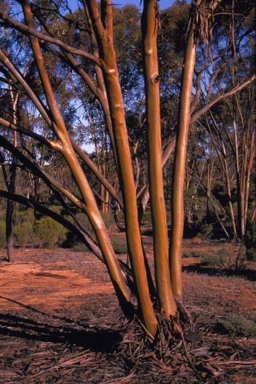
0,8,101,65
191,75,256,123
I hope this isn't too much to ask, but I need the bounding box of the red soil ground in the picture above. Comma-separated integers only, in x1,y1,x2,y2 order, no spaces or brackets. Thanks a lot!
0,240,255,383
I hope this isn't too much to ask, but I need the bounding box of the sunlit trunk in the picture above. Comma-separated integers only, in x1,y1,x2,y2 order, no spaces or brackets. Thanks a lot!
142,0,177,317
169,0,222,297
20,0,131,312
169,28,196,299
81,0,158,335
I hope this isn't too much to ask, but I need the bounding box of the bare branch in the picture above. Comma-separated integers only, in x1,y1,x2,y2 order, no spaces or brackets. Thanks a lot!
191,75,256,123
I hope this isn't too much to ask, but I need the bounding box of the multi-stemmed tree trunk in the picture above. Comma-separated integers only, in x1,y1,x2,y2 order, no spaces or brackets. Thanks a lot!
0,0,231,340
86,0,159,335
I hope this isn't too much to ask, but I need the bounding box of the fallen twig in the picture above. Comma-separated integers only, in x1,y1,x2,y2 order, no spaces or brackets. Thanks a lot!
216,360,256,366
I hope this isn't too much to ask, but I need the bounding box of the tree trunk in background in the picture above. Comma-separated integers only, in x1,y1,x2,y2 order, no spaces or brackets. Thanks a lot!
6,160,16,262
6,88,18,262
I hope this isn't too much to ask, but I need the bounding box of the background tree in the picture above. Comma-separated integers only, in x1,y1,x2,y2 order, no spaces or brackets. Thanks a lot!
187,0,255,239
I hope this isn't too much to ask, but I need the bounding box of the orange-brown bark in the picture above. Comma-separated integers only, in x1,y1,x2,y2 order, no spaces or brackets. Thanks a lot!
142,0,177,317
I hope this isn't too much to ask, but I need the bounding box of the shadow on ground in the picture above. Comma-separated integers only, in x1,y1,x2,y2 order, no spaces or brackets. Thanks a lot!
183,264,256,281
0,297,121,352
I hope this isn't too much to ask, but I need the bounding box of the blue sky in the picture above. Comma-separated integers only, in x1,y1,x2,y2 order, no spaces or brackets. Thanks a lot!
69,1,175,11
113,0,175,9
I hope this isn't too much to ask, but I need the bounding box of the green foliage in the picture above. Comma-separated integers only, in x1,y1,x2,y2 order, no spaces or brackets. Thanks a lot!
245,219,256,261
200,223,214,239
183,250,209,258
48,205,63,215
13,208,35,226
113,4,141,64
76,213,94,235
219,313,256,337
199,246,247,271
34,217,67,248
13,222,33,248
71,242,90,252
110,236,127,254
141,210,152,225
67,211,117,250
200,251,227,266
219,246,247,271
0,221,6,248
0,209,5,222
140,210,170,227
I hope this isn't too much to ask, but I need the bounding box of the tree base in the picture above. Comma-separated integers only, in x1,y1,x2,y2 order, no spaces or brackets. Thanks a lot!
119,306,196,371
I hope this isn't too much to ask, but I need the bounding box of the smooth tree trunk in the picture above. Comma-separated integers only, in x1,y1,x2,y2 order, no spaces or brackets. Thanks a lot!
142,0,177,318
86,0,158,335
169,25,196,299
169,0,222,298
20,0,131,312
0,0,231,340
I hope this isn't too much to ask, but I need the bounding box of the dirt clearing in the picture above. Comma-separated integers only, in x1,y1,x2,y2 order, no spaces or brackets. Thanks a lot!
0,243,255,383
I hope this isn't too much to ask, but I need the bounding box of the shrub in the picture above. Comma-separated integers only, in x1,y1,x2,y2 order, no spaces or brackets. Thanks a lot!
76,213,93,234
200,223,214,239
219,246,247,271
244,219,256,261
13,207,35,226
34,217,67,248
140,210,152,226
200,252,224,265
110,235,127,254
72,242,90,252
199,246,247,271
48,205,63,215
0,221,6,248
219,313,256,337
13,222,33,247
183,251,208,258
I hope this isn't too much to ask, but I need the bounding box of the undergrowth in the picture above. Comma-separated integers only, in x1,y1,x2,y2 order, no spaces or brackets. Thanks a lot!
219,313,256,337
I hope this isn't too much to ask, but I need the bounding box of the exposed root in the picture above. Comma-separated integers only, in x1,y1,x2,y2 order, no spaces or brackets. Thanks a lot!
175,295,194,328
119,308,197,373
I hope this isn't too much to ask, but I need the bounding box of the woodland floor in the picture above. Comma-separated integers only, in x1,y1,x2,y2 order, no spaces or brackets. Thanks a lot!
0,237,255,383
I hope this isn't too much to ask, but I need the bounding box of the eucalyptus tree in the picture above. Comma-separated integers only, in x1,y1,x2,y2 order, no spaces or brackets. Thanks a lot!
0,0,250,346
0,4,32,261
188,0,255,239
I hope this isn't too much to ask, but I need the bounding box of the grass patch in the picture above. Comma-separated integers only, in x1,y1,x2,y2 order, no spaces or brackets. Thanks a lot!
201,255,224,266
219,313,256,337
183,251,210,258
200,249,229,266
